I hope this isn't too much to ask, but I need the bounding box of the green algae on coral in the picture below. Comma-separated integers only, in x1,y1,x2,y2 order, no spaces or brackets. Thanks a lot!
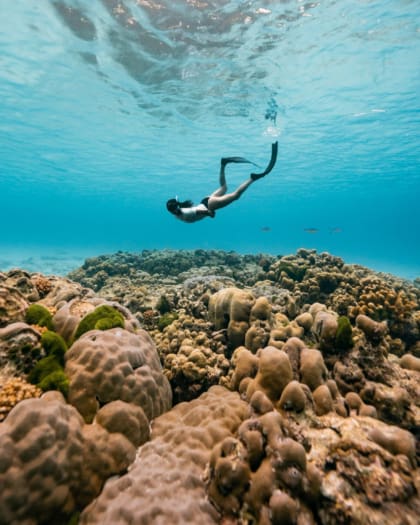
28,354,61,384
28,355,69,396
335,316,354,350
277,261,307,282
74,304,124,340
158,312,178,332
27,331,69,395
156,295,171,315
25,304,54,330
41,330,67,365
38,370,69,396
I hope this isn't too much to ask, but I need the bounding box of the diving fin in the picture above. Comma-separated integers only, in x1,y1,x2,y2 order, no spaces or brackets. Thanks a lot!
251,142,278,180
221,156,258,167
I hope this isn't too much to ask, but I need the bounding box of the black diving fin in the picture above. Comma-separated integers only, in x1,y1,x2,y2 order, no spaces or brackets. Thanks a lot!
251,141,278,180
221,156,258,167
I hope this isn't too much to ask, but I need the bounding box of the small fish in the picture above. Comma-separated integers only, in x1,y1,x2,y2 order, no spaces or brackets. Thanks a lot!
260,226,271,232
329,227,342,234
304,228,319,234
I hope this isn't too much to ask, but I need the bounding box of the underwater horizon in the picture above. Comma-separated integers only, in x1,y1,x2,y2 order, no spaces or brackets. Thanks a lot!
0,0,419,279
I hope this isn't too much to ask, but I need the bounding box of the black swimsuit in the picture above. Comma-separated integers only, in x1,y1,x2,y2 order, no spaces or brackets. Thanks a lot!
200,197,215,217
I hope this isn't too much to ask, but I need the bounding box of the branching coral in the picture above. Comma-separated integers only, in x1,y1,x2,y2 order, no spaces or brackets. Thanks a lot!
0,377,42,422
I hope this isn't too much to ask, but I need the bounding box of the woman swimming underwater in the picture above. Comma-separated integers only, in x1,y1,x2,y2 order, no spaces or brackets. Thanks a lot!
166,142,278,223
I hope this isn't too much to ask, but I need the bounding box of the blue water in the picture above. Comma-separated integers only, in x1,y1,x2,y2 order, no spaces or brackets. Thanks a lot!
0,1,419,278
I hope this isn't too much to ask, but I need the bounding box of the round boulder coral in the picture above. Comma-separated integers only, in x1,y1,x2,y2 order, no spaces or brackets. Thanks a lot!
95,400,150,447
0,393,139,524
0,396,85,524
65,328,172,422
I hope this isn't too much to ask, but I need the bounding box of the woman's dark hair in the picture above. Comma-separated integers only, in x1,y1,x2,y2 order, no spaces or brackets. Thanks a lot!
166,199,179,214
166,198,193,215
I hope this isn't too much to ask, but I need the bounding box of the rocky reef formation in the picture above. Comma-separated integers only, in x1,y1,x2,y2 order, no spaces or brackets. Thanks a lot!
0,249,419,524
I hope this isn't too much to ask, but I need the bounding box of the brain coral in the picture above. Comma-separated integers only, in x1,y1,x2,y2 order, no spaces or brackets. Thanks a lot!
0,286,28,327
79,386,249,524
0,393,138,524
65,327,172,422
1,269,41,302
0,322,44,374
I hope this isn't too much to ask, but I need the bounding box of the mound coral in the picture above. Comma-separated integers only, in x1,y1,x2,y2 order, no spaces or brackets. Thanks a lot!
1,269,41,302
53,297,139,344
1,253,419,525
356,314,388,343
0,394,137,524
245,347,293,403
65,327,171,422
399,353,420,372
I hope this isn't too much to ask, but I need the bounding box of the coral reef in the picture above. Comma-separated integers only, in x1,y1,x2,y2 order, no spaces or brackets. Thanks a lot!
79,386,249,524
0,249,419,524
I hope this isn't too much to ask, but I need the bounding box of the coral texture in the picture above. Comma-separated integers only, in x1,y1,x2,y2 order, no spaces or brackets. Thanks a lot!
79,386,249,524
65,327,172,423
0,394,136,525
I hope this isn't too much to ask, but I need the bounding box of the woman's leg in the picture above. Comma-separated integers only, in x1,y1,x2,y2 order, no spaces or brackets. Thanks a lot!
208,177,254,211
210,156,257,198
208,143,278,212
209,159,229,198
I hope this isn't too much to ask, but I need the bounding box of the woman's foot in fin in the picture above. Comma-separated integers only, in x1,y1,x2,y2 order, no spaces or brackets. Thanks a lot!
221,157,258,168
251,142,278,180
